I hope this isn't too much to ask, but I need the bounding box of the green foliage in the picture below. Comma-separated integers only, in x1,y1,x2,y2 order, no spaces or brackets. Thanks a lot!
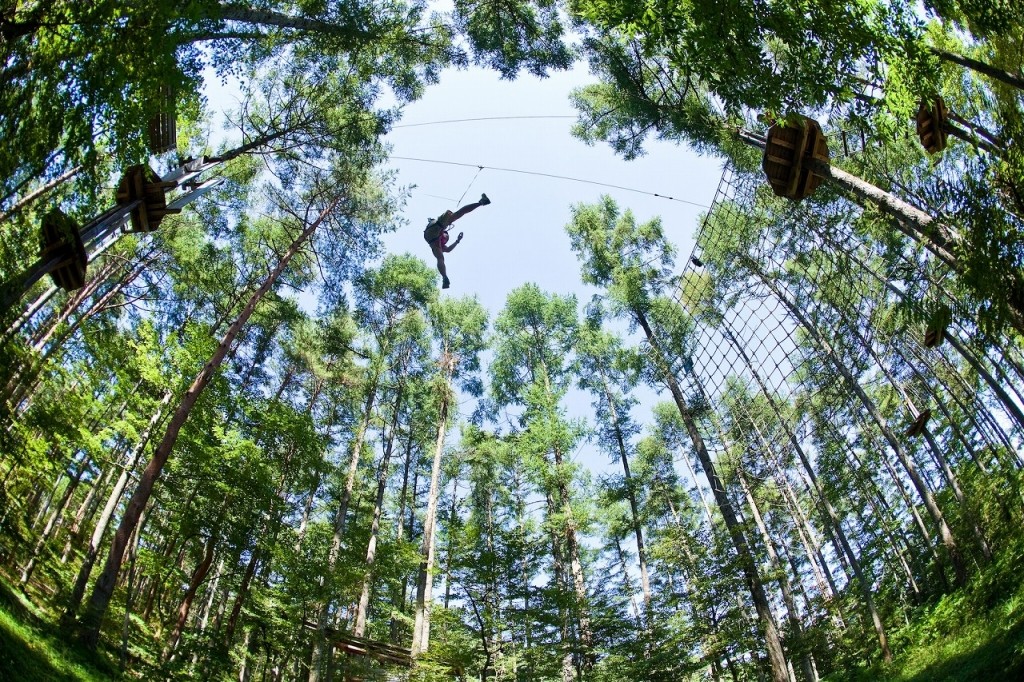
4,2,1024,677
824,545,1024,681
453,0,575,78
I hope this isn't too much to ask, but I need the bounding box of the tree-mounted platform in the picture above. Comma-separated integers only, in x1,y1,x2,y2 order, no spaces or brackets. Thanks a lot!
39,209,88,291
906,408,932,437
1,158,223,315
147,85,177,154
916,97,948,155
303,621,412,668
116,164,180,233
923,305,951,348
762,117,830,201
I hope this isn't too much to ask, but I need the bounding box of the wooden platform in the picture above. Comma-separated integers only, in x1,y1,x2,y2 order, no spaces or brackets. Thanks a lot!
39,209,88,291
147,85,177,154
762,117,830,201
303,621,412,667
916,97,948,154
116,164,179,233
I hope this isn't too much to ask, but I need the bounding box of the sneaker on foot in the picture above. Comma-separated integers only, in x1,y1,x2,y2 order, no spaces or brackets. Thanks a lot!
442,277,451,289
479,193,491,205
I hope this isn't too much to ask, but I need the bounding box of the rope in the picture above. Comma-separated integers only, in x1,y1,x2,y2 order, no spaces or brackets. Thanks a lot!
455,166,484,207
391,156,710,208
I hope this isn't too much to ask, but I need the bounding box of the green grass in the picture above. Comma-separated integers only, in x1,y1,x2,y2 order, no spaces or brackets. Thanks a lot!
2,561,1024,682
893,592,1024,682
0,580,113,682
825,556,1024,682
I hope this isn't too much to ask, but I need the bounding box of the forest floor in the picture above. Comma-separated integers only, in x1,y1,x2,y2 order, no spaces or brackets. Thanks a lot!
0,578,114,681
832,554,1024,682
2,571,1023,681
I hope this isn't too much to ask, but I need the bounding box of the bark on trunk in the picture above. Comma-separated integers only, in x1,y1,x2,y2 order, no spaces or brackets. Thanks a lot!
309,369,379,681
354,380,405,636
931,47,1024,91
214,5,378,47
598,368,653,624
165,535,217,660
20,464,87,585
224,548,260,647
732,323,871,633
0,165,82,223
737,469,818,682
64,389,172,622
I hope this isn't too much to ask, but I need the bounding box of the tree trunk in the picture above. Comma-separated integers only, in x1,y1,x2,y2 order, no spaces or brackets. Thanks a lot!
310,368,379,681
827,231,1024,444
0,165,83,223
720,319,888,643
354,380,405,636
78,197,339,649
872,351,992,561
553,440,595,670
411,356,453,657
165,535,217,660
745,131,1024,334
442,477,459,610
20,463,86,585
755,268,968,586
224,548,260,647
737,468,817,682
598,368,652,623
64,389,172,623
931,47,1024,91
213,5,378,47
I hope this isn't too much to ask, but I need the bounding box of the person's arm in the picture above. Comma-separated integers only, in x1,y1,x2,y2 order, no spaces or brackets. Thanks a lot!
443,232,463,253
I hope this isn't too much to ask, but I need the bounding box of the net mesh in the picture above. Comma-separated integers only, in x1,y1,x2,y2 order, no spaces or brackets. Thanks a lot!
665,157,1024,610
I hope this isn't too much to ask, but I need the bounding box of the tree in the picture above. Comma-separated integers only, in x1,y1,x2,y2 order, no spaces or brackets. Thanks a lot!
569,21,1024,337
576,316,653,629
491,284,596,680
411,295,488,657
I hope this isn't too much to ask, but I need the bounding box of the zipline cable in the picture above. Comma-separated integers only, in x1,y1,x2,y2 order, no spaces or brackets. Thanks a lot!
420,192,460,202
390,156,711,209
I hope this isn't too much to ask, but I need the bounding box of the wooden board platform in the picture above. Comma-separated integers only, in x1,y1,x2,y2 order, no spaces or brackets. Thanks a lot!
303,621,412,668
39,209,88,291
762,118,830,201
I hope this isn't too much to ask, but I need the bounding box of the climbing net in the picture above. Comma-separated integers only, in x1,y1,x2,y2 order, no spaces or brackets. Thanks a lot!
665,159,1024,608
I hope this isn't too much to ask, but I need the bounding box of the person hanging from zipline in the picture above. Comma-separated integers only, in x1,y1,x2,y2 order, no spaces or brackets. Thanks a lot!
424,193,491,289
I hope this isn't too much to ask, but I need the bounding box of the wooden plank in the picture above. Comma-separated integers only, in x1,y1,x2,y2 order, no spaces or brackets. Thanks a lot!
303,620,412,666
784,120,812,198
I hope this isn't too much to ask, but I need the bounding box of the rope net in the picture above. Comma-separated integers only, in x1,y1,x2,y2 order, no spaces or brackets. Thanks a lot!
664,159,1024,619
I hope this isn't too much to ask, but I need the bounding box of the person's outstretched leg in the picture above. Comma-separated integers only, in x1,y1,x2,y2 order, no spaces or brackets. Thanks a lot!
448,193,491,222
